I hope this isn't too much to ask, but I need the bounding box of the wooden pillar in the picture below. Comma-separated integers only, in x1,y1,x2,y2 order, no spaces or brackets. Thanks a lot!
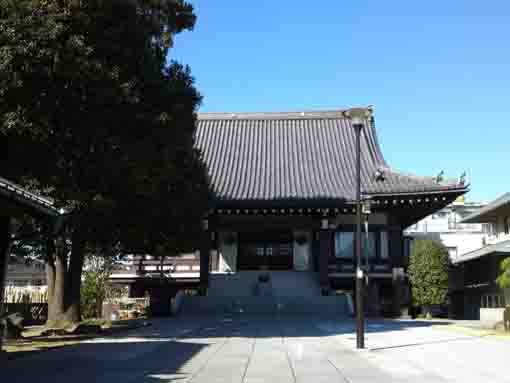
389,228,404,268
199,219,212,294
389,227,404,317
319,225,331,291
392,272,403,317
0,216,12,354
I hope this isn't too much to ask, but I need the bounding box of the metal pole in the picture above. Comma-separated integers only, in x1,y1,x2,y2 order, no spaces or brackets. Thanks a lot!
355,123,365,349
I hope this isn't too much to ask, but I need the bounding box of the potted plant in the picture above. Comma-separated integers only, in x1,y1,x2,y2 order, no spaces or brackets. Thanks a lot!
258,273,270,283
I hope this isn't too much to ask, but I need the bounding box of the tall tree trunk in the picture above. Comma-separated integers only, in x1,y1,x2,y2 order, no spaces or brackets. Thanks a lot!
47,237,67,326
45,238,56,324
62,230,85,323
0,217,12,313
96,292,103,319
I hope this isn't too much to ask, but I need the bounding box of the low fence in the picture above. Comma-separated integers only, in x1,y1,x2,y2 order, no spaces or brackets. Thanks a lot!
3,286,47,303
2,287,49,326
110,255,204,279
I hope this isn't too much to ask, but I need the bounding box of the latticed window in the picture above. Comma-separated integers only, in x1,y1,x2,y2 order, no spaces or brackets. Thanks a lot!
335,232,354,258
335,231,383,260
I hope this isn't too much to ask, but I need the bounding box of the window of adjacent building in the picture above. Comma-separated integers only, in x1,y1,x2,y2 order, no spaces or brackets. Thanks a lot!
485,223,498,237
335,232,354,258
481,294,506,308
448,215,457,230
504,216,510,235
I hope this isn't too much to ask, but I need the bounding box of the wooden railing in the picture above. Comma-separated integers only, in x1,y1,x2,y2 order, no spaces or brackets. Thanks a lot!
111,255,202,277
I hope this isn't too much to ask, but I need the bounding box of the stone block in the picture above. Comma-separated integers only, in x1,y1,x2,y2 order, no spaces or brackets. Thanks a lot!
1,312,24,339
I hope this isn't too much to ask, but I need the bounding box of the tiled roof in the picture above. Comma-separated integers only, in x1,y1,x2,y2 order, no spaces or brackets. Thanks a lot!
0,177,60,216
461,193,510,223
453,239,510,264
195,109,467,207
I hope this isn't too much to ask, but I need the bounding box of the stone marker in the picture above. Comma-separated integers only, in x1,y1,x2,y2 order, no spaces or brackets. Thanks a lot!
1,312,24,339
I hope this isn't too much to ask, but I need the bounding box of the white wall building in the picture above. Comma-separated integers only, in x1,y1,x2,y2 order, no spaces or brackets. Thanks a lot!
405,197,488,262
6,259,46,287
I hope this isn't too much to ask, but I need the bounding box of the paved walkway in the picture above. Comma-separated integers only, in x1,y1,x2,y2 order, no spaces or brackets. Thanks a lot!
4,316,510,382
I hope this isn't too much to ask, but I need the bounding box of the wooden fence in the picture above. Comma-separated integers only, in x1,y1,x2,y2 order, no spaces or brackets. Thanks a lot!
3,286,47,303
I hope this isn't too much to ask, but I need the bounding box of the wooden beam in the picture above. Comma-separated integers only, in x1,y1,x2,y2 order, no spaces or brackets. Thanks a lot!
319,229,331,289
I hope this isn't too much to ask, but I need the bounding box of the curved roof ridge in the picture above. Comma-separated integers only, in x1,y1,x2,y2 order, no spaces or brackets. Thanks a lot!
378,167,460,186
0,176,60,216
197,107,373,121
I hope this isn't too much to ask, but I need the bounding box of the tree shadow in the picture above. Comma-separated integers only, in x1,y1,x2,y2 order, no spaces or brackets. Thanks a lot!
3,336,207,383
174,314,453,337
2,315,463,382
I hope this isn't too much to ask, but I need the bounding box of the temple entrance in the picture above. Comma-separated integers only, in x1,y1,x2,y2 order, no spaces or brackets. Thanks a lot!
238,232,293,270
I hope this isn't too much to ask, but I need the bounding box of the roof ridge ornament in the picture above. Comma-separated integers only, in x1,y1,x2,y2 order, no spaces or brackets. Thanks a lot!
458,171,467,186
435,170,444,184
342,107,373,128
374,168,386,182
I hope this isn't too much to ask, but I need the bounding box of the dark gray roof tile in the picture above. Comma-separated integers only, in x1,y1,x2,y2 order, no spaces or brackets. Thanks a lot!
195,109,467,206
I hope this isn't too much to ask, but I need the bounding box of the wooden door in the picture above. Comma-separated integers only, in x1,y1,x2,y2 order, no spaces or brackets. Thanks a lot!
238,232,293,270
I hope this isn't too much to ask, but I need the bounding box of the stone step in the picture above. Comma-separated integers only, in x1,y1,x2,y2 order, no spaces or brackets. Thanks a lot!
207,271,321,298
179,294,350,316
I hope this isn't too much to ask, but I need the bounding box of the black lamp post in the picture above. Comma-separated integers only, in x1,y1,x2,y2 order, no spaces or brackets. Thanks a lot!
349,109,370,349
354,119,364,349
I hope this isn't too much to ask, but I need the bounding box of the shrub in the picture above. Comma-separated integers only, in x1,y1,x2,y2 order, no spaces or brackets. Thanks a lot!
496,257,510,289
408,240,449,318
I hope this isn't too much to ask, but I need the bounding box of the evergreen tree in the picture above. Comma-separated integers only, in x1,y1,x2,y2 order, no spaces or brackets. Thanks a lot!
1,0,209,325
496,257,510,289
408,240,449,317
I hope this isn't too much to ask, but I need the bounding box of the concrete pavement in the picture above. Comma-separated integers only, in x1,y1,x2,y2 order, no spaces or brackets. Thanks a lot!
3,315,510,382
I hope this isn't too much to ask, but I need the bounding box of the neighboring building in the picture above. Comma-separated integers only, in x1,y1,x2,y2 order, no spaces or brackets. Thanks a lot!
0,177,60,350
114,107,469,315
5,256,46,288
0,177,61,300
110,254,201,297
405,197,488,263
451,193,510,320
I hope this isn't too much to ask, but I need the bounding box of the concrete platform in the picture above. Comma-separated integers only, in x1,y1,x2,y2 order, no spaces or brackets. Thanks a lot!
4,316,510,382
179,294,350,315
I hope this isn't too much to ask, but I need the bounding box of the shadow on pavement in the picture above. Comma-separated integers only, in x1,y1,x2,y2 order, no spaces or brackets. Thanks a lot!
2,315,459,383
3,337,207,383
173,314,452,338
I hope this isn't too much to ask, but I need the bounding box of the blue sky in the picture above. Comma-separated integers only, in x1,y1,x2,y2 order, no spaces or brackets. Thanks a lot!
170,1,509,203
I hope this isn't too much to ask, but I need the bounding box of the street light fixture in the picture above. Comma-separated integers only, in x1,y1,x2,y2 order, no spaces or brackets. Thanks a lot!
346,107,372,349
362,198,372,275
